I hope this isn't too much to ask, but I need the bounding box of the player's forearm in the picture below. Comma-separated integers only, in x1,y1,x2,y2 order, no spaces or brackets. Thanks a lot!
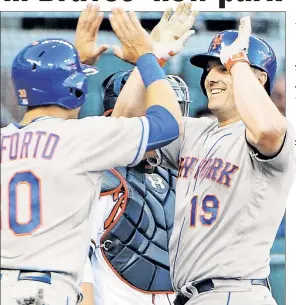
231,62,286,143
136,54,182,127
112,68,146,118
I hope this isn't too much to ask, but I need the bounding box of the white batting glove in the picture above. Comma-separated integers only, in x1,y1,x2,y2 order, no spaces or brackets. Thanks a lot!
154,30,195,66
220,16,252,71
150,3,198,66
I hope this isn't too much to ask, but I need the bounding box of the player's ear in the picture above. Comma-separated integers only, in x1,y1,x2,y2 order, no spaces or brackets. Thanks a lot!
254,69,268,87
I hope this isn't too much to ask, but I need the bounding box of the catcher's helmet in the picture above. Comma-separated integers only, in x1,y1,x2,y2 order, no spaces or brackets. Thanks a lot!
101,70,132,116
190,30,277,96
102,70,191,117
12,38,98,109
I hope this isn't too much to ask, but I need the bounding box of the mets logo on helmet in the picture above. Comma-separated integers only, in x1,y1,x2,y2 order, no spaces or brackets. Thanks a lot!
18,89,28,105
212,34,224,50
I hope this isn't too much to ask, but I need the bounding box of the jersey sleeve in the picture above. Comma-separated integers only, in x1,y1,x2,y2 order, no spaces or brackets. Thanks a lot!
248,121,296,173
78,116,149,171
159,117,216,170
82,257,94,285
159,139,182,170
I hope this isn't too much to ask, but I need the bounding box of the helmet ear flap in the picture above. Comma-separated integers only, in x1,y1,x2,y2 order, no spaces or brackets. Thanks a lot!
69,88,84,99
60,71,88,109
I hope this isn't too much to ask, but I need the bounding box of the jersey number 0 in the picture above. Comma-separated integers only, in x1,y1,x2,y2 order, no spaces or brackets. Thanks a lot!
8,171,41,236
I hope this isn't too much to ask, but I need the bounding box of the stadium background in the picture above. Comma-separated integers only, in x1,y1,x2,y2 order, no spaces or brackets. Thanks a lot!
1,11,286,304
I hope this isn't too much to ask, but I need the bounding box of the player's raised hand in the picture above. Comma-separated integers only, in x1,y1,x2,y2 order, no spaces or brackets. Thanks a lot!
220,16,252,71
75,3,109,65
150,2,198,65
109,8,154,64
237,16,252,51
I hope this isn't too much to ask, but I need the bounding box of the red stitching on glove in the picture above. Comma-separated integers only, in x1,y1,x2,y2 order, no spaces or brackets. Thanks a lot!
157,57,167,67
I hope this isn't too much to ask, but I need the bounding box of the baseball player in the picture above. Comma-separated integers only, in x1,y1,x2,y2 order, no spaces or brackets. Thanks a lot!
110,16,296,305
80,70,191,305
1,5,183,305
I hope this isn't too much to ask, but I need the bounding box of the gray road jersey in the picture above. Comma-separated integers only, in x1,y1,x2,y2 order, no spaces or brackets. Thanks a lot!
160,118,295,290
1,116,148,286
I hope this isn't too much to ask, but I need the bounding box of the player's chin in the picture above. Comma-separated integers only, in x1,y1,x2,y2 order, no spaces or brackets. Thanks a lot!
207,94,226,109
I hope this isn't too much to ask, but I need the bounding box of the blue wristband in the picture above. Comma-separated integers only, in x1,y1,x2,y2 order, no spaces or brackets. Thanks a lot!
136,53,166,88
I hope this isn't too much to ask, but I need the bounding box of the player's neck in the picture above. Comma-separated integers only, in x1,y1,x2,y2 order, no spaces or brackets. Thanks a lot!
218,113,241,127
20,106,72,125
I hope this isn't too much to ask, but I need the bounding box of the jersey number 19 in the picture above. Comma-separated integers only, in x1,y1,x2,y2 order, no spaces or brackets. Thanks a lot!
190,194,220,227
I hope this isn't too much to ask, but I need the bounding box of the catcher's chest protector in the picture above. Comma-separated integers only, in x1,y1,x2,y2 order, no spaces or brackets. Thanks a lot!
99,166,177,292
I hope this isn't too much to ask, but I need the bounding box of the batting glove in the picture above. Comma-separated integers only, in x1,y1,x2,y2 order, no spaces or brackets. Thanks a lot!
220,16,252,72
154,30,195,67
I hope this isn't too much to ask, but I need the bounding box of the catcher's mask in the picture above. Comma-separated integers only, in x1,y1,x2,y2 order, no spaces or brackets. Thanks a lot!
166,75,191,117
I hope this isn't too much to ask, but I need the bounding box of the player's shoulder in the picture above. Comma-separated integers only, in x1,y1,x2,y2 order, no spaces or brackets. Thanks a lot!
65,116,104,127
59,116,108,133
183,116,218,134
77,116,105,124
1,123,17,135
75,115,139,128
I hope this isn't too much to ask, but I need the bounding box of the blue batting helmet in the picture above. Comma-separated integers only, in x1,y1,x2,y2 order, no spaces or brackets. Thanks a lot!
190,30,277,96
12,38,98,109
102,70,192,116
